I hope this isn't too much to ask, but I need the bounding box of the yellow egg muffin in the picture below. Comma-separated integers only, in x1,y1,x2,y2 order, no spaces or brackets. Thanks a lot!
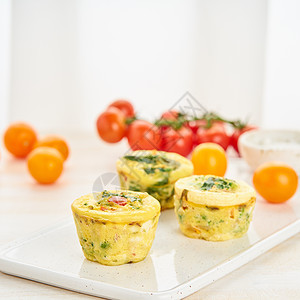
71,190,160,266
116,150,194,210
174,175,256,241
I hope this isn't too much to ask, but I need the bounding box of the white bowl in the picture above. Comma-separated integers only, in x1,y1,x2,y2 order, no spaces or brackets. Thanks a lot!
238,129,300,172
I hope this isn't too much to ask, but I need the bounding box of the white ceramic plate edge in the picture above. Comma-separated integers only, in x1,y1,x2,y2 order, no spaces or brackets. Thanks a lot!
0,219,300,300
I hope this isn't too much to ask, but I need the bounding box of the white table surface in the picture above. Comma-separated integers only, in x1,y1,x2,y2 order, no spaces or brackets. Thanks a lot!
0,132,299,300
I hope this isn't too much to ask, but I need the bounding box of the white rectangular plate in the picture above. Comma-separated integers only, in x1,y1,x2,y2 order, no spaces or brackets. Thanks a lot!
1,160,300,299
0,206,299,299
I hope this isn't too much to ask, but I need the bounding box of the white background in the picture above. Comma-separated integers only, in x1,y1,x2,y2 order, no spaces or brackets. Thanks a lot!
0,0,300,132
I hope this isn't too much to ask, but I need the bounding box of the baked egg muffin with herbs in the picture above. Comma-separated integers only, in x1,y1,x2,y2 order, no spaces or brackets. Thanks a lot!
71,190,160,266
116,150,194,210
174,175,256,241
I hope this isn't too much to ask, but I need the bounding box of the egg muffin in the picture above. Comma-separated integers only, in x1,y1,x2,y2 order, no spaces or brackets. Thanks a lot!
116,150,194,210
71,190,160,266
174,175,256,241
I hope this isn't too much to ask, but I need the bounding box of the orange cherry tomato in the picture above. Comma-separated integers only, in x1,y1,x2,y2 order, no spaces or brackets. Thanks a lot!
108,100,135,118
253,162,298,203
27,147,64,184
4,122,38,158
96,107,126,143
33,135,69,161
191,142,227,176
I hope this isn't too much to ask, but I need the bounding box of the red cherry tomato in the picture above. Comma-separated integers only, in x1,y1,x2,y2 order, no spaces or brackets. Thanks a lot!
186,119,208,145
196,123,230,151
108,100,135,118
161,110,179,121
187,119,207,135
188,120,225,133
231,125,257,155
96,107,126,143
127,120,161,150
161,126,193,157
108,196,128,206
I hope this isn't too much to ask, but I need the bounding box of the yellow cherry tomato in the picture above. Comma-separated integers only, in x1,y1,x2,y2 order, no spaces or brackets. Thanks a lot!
27,147,64,184
34,135,69,161
253,161,298,203
4,122,37,158
191,143,227,176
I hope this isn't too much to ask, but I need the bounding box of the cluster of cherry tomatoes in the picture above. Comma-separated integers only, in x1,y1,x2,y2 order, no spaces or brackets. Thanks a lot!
2,110,297,204
96,99,256,157
97,100,299,204
3,122,69,184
